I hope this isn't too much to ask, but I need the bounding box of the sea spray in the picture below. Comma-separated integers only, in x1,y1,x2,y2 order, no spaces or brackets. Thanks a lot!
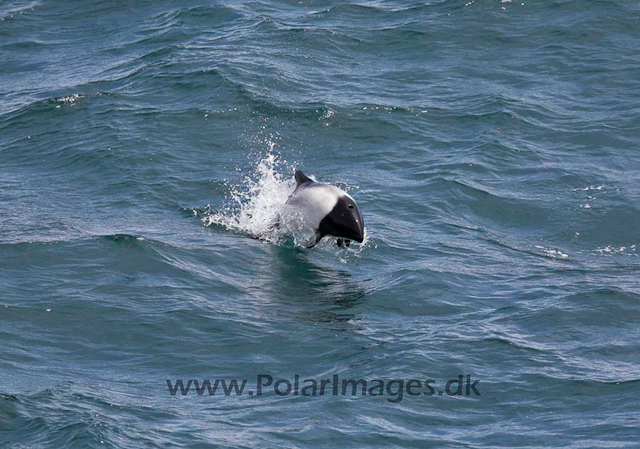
203,150,296,243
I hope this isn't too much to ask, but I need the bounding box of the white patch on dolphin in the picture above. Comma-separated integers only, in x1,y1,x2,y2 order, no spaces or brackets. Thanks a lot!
278,171,365,248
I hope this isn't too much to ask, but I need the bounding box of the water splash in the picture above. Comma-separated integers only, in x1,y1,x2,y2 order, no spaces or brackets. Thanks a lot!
203,150,296,244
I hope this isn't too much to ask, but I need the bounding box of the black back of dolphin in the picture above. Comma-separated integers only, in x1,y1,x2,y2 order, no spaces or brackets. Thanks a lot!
295,170,313,187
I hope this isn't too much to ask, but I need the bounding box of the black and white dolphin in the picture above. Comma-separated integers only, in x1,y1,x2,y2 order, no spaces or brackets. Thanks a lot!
279,170,365,248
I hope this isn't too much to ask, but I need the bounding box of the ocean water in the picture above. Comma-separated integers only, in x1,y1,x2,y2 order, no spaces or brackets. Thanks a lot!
1,0,640,447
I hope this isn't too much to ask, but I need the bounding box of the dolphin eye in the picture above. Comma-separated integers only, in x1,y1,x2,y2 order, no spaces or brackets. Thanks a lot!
348,204,354,209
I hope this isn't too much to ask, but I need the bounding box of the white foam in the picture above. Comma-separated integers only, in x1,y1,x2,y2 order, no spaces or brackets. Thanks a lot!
203,150,295,244
595,245,637,255
534,245,569,260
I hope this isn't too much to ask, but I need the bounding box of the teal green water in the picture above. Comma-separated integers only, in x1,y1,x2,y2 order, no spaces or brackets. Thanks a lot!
1,0,640,447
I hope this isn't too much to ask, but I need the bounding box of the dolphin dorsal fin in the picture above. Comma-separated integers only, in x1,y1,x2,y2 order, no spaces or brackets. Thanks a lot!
295,170,313,186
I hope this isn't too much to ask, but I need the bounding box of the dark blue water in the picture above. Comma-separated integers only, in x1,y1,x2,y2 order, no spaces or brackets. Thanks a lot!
2,0,640,447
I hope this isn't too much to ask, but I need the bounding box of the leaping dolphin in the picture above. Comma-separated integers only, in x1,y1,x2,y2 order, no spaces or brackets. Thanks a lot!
280,170,365,248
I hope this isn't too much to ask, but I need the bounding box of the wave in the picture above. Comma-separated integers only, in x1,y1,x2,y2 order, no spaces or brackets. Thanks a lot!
0,383,180,448
0,1,39,20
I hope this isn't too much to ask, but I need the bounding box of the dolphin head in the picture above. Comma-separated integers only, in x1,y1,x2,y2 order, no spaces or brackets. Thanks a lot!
319,193,365,244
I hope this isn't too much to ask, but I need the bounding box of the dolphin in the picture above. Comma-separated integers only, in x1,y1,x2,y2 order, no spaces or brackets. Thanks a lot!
280,170,365,248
